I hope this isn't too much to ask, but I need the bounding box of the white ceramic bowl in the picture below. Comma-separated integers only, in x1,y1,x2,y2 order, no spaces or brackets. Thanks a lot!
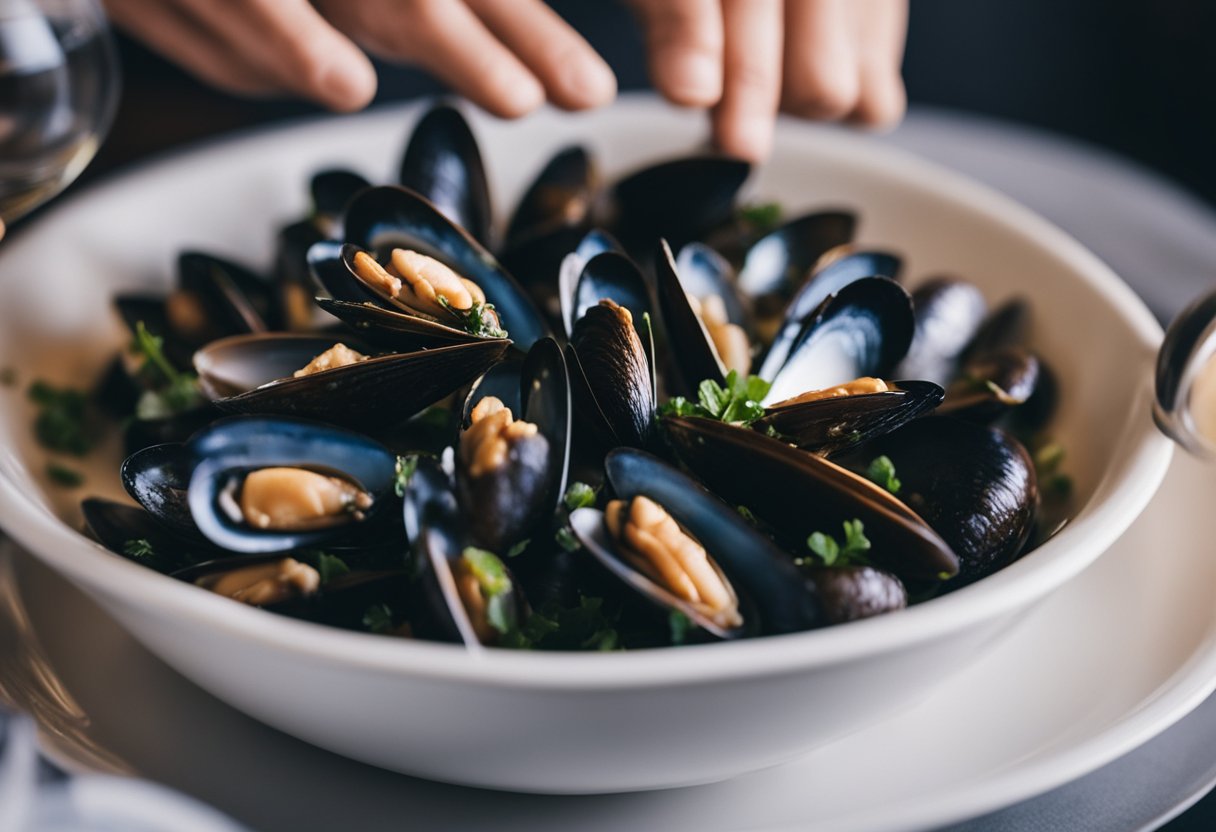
0,98,1173,793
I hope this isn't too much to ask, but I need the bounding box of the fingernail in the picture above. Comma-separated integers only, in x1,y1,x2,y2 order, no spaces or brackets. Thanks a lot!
665,52,722,106
319,59,377,112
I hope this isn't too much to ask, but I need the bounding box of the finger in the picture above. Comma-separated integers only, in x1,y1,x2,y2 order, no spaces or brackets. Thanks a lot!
713,0,783,161
847,0,908,129
781,0,861,121
103,0,280,96
466,0,616,110
323,0,545,119
172,0,376,111
628,0,724,107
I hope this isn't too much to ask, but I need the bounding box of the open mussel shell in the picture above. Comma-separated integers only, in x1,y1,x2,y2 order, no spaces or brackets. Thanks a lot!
800,565,906,624
762,277,915,405
194,332,509,429
456,337,571,552
581,448,823,637
663,416,958,582
564,250,656,339
311,168,371,230
342,185,550,350
121,442,198,535
558,235,629,337
755,379,945,454
656,239,735,389
961,298,1031,363
186,416,398,554
676,243,750,329
737,210,857,316
398,104,492,247
82,497,219,573
837,417,1037,586
760,248,902,375
308,241,504,348
504,145,596,247
895,277,988,385
599,156,751,256
178,251,276,336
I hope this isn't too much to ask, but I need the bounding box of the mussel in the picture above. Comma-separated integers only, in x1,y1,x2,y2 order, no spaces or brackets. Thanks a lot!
398,104,493,247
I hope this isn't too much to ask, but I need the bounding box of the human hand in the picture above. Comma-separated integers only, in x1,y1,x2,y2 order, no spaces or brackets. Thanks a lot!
630,0,908,161
103,0,617,117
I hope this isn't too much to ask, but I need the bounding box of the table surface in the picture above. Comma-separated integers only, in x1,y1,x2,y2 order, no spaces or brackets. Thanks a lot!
8,86,1216,830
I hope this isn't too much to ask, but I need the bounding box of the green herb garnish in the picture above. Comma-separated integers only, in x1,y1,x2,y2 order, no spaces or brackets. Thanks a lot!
736,505,758,524
563,481,598,512
506,539,531,559
28,381,97,455
660,371,771,426
737,201,782,232
438,296,507,339
502,596,622,651
45,461,84,488
799,519,872,568
462,547,516,635
394,454,419,497
1032,441,1073,501
555,526,580,553
123,538,155,560
865,455,901,494
362,603,394,634
669,611,692,646
307,551,350,585
130,321,204,419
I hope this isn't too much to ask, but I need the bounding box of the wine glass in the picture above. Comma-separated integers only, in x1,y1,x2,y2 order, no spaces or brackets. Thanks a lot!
0,0,120,226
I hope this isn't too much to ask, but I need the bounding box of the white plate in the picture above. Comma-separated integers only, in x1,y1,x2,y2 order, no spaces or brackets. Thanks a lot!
7,448,1216,831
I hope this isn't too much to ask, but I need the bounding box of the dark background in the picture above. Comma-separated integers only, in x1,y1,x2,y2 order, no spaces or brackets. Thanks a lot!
48,0,1216,827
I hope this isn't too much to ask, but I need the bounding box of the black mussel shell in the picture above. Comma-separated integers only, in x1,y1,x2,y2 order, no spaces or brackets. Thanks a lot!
895,277,988,385
178,251,276,335
456,338,570,553
962,298,1032,362
762,277,915,404
600,156,751,256
402,454,457,546
311,168,370,228
564,251,655,341
760,249,902,375
82,497,218,573
663,416,959,581
186,416,399,554
194,333,509,429
568,301,656,448
398,104,492,246
505,145,595,247
121,442,198,535
737,211,857,315
122,402,223,457
656,239,732,390
592,448,823,636
342,186,549,350
755,379,945,454
939,349,1041,422
837,417,1038,586
801,565,907,624
675,242,750,330
113,294,194,370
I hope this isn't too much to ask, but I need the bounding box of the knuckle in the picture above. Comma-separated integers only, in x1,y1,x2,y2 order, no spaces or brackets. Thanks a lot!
784,64,860,119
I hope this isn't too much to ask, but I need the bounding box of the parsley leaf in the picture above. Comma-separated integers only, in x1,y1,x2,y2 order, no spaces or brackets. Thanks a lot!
865,455,901,494
362,603,394,634
555,526,580,552
28,381,97,455
45,462,84,488
304,551,350,585
506,538,531,558
123,538,156,560
798,519,872,568
502,595,621,651
659,371,772,427
669,611,692,646
438,296,508,339
563,481,598,512
130,321,204,419
737,201,783,232
394,454,419,497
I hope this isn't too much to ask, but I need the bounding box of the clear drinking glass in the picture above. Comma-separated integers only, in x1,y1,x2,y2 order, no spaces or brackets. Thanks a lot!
0,0,120,224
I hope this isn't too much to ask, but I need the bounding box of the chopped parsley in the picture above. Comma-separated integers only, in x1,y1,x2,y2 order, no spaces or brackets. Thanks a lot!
506,538,531,558
737,201,783,233
660,371,771,426
669,611,692,646
1033,440,1074,500
563,481,598,512
45,462,84,488
123,538,155,560
502,595,621,651
554,526,580,553
865,455,901,494
394,454,419,497
438,296,507,339
306,551,350,585
362,603,394,634
28,381,97,455
130,321,204,420
462,547,517,635
799,519,872,568
736,505,758,524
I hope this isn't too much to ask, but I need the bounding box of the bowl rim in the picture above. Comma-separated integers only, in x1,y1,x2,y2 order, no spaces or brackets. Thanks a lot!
0,96,1174,690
